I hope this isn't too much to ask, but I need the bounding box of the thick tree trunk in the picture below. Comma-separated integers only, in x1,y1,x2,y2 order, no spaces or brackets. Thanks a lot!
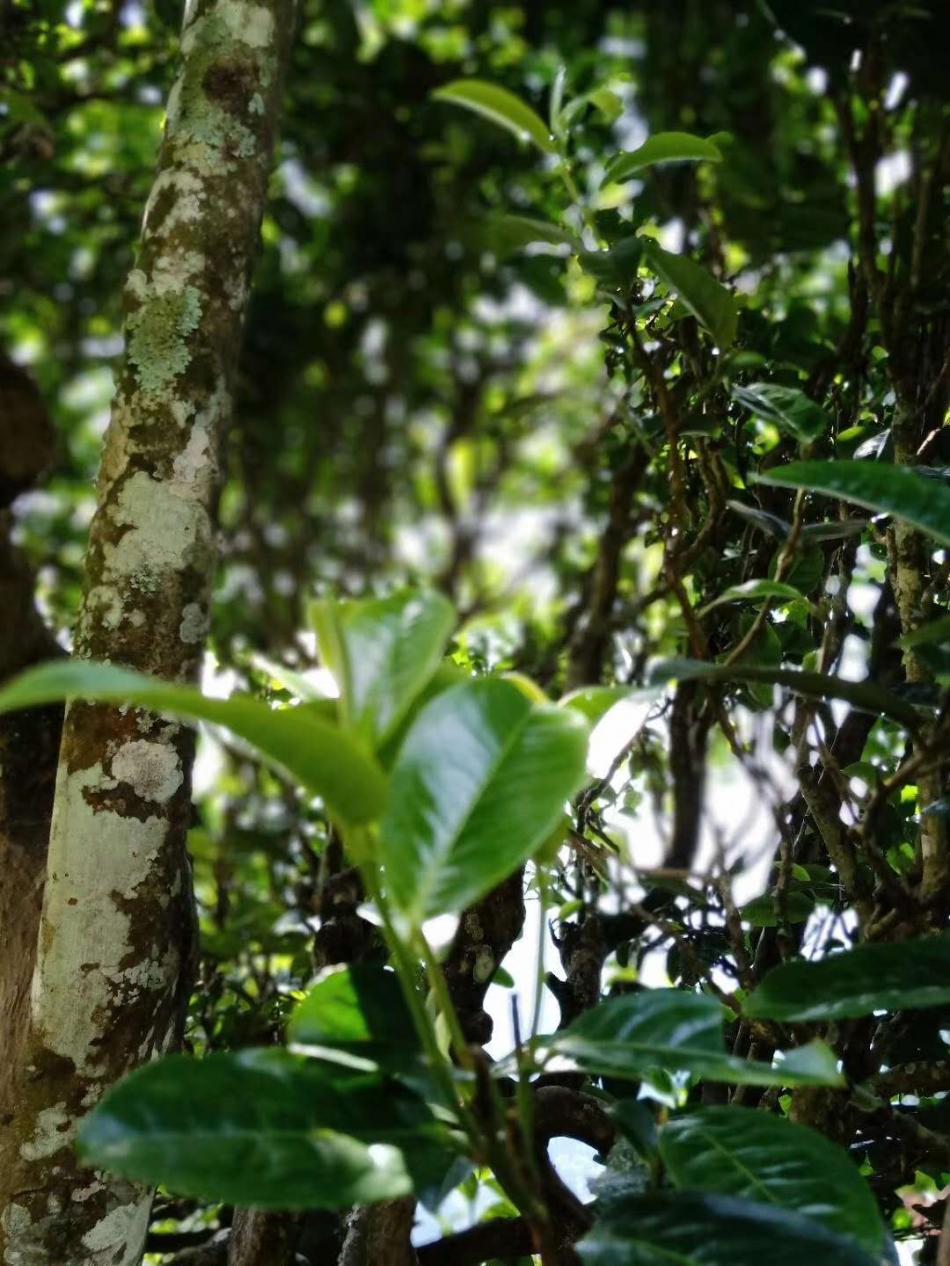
0,2,294,1261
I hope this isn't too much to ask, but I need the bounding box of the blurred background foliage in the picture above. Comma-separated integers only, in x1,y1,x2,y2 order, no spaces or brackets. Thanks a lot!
3,0,950,1258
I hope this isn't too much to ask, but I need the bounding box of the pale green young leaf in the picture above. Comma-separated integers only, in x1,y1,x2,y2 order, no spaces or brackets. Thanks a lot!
641,240,737,348
433,79,555,154
311,589,455,748
604,131,723,184
0,659,387,825
380,678,589,923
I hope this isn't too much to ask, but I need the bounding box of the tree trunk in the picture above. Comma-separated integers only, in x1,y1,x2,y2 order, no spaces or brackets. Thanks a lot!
0,2,294,1261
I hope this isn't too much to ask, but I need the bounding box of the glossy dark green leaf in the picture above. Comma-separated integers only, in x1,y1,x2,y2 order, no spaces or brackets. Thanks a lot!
288,964,419,1069
699,579,813,617
733,382,830,445
898,612,950,649
483,213,581,254
648,657,921,728
578,1191,876,1266
744,933,950,1022
799,519,867,543
604,132,723,184
641,240,737,348
740,890,814,926
380,679,589,923
0,660,388,825
577,237,643,288
756,461,950,548
433,79,555,153
661,1107,885,1253
550,990,843,1087
77,1050,451,1209
727,499,791,540
311,589,454,748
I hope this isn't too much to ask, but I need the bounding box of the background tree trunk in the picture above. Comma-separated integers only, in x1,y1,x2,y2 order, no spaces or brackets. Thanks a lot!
0,353,62,1093
0,2,294,1261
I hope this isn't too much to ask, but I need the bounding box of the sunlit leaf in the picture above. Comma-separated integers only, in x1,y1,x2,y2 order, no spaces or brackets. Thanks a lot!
311,589,455,748
604,131,723,184
433,79,555,153
380,679,589,923
289,964,419,1072
733,382,831,445
0,660,388,825
699,579,813,617
641,240,737,348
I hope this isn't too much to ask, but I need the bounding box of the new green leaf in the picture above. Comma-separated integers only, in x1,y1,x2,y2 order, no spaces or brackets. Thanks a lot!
661,1107,885,1254
433,79,555,153
604,131,723,183
744,933,950,1022
641,240,737,348
311,589,455,747
380,678,589,923
0,660,388,824
756,461,950,547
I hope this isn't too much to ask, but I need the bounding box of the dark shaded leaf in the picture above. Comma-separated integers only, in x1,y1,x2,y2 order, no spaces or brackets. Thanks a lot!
661,1107,885,1253
78,1051,452,1209
744,933,950,1022
578,1191,876,1265
756,461,950,548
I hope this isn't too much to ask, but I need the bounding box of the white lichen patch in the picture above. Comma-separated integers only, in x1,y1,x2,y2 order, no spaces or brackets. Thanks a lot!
30,760,178,1076
179,602,209,644
151,250,206,297
70,1181,105,1204
83,585,124,632
172,413,216,496
124,270,148,303
81,1196,152,1264
183,0,274,52
19,1105,71,1163
110,740,183,805
171,397,195,429
101,470,213,595
473,946,496,984
142,169,205,238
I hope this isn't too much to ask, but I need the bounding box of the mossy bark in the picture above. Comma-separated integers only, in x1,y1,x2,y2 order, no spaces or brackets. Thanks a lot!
0,2,294,1261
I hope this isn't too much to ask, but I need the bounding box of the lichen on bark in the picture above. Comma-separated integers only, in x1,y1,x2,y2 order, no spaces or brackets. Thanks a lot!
0,1,295,1262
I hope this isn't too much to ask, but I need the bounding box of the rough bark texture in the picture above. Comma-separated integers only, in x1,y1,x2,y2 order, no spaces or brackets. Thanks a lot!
338,1199,418,1266
0,2,294,1261
227,1210,301,1266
